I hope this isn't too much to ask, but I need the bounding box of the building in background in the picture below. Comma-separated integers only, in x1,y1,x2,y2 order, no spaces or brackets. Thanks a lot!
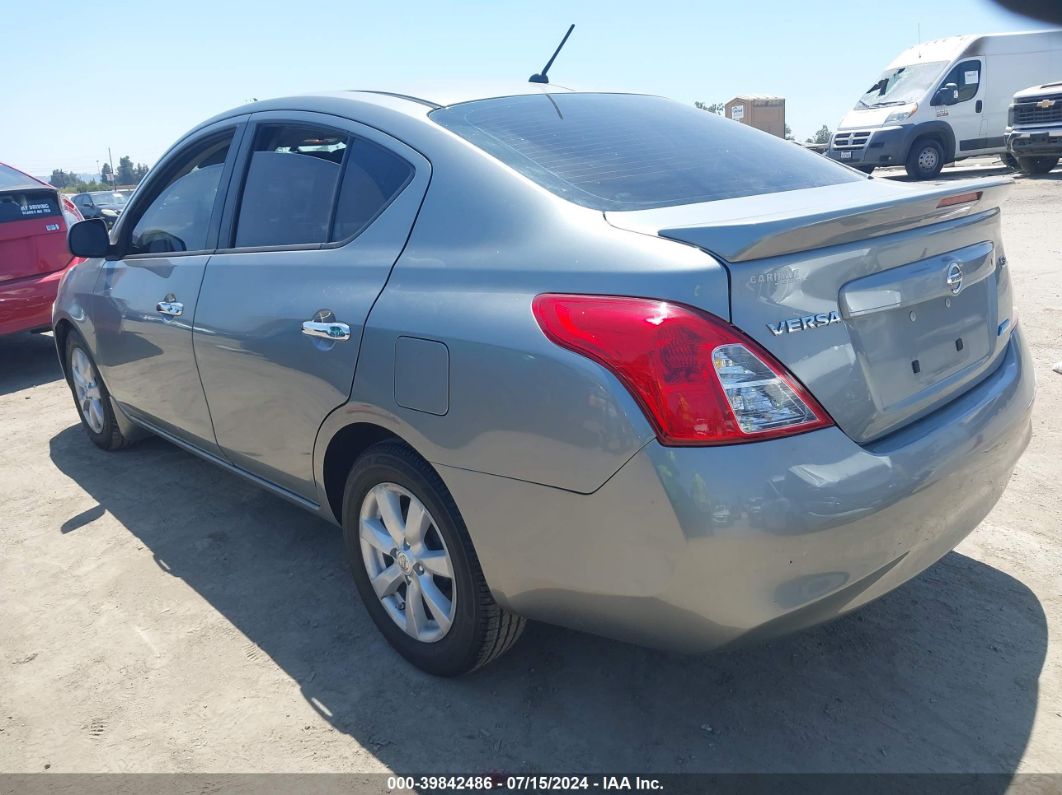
725,95,786,138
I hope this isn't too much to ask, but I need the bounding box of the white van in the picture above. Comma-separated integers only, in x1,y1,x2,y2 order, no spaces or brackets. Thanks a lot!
827,30,1062,178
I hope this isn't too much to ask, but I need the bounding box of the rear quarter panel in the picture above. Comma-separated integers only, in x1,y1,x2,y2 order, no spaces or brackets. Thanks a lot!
318,131,732,495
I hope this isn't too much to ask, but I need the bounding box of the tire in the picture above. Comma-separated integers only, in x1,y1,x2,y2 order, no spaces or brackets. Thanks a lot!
1017,155,1059,176
905,138,945,180
342,441,525,676
1002,152,1020,171
64,333,132,451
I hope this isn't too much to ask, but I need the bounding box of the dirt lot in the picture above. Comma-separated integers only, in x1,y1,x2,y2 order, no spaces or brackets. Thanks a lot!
1,169,1060,776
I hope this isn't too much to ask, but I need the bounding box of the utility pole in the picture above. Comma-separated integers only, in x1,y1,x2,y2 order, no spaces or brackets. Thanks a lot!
108,148,115,189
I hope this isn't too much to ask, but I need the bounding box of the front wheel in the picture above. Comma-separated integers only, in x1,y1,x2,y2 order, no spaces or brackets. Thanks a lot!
1017,155,1059,176
905,138,945,180
1002,152,1020,171
342,441,525,676
64,334,133,451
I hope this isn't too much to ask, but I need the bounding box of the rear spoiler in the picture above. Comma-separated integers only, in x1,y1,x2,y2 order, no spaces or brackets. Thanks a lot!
605,176,1013,263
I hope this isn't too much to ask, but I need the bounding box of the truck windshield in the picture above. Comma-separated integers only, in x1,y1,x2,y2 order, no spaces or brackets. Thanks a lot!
855,61,947,108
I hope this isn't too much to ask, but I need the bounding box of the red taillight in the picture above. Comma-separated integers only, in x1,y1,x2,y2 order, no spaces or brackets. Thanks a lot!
532,294,833,446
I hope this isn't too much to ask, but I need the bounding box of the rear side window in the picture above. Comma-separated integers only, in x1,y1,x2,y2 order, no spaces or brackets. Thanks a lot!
331,139,413,241
940,60,981,103
235,125,348,248
129,133,233,255
431,93,862,211
233,124,414,248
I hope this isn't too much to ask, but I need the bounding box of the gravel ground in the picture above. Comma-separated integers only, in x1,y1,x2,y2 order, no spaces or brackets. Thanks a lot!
1,169,1060,776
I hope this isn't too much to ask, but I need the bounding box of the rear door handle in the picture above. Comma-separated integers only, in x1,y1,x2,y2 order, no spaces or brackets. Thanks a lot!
302,320,351,341
156,300,183,317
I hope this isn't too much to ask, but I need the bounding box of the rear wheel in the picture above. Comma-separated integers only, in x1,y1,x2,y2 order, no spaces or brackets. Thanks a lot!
905,138,945,180
64,334,132,451
1017,155,1059,176
342,441,525,676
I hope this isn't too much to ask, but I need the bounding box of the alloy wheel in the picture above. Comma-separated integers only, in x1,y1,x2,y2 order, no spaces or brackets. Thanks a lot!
358,482,457,643
70,347,105,434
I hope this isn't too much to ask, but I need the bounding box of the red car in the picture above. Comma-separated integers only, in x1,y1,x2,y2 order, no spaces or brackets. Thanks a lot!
0,162,84,335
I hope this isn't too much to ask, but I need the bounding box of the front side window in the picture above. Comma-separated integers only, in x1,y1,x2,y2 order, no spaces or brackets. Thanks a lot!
939,60,982,103
129,133,233,255
234,125,348,248
431,93,861,212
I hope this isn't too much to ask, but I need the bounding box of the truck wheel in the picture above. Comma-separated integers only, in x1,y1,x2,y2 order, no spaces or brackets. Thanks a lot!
342,440,525,676
1017,156,1059,176
905,138,945,180
1002,153,1020,171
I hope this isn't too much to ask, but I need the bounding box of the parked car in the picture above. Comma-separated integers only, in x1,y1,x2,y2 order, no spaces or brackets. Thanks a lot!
0,162,83,335
71,190,128,228
57,87,1034,676
827,30,1062,178
1005,81,1062,175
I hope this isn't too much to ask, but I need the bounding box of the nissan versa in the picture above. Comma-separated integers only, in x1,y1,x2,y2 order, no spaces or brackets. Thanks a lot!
56,86,1034,676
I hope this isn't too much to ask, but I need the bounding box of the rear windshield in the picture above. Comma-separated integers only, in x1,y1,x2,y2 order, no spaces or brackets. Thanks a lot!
0,164,37,190
0,189,60,223
430,93,861,211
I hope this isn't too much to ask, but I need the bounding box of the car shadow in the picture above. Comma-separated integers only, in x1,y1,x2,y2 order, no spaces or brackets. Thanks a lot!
0,332,64,395
48,424,1046,778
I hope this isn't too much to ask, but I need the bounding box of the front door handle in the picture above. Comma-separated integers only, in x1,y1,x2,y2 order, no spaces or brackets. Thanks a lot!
302,320,351,341
156,300,183,317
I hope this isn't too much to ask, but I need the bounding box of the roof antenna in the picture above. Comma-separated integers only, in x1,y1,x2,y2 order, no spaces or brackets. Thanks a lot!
529,24,575,84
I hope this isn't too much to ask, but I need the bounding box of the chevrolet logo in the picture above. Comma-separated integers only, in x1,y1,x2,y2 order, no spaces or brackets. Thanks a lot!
1037,99,1056,109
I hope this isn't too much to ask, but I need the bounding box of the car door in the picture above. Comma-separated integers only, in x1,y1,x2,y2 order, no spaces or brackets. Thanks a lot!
92,120,246,453
935,58,987,154
193,111,429,500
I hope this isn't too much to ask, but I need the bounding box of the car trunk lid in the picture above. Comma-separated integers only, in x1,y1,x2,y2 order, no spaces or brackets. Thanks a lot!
0,184,70,284
606,176,1016,443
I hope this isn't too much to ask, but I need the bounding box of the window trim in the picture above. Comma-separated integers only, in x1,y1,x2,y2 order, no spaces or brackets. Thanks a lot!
214,115,416,255
110,122,246,261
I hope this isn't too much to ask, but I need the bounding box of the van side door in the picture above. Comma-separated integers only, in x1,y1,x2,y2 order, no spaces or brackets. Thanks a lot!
192,111,429,501
935,58,989,155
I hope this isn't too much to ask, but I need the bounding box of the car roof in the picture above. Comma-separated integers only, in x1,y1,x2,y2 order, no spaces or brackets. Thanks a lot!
193,82,582,130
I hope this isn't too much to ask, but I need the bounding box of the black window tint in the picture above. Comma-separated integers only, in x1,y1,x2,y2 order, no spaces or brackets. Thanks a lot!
234,125,348,248
941,60,981,103
129,135,232,255
330,139,413,241
431,94,861,211
0,190,60,223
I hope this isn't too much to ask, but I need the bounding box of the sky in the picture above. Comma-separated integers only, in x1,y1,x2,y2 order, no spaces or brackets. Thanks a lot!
0,0,1048,179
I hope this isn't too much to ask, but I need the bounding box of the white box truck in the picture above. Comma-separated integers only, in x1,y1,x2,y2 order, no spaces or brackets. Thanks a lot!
826,30,1062,178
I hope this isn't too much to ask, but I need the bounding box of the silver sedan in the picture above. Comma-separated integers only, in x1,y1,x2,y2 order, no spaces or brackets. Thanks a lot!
57,85,1034,675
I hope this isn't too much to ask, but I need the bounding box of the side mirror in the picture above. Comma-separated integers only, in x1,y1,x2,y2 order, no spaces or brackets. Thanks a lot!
933,82,960,106
68,219,111,258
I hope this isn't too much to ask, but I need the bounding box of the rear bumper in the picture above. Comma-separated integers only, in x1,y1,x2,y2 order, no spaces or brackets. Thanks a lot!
1006,127,1062,157
0,267,67,335
442,328,1034,652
